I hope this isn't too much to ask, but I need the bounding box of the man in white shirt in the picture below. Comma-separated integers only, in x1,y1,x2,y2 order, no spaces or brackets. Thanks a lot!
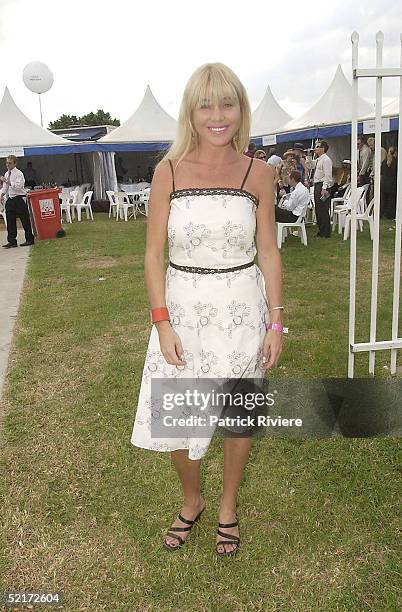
307,141,333,238
357,136,371,186
0,155,35,248
275,170,310,223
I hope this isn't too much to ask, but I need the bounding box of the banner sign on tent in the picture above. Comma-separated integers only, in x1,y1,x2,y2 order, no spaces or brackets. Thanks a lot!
363,118,390,134
262,134,277,146
0,146,24,158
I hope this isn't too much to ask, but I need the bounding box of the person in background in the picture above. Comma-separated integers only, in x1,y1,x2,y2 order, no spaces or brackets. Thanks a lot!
267,150,282,168
116,156,128,182
24,161,39,189
275,170,310,223
278,150,297,195
367,136,387,171
307,141,333,238
146,166,154,183
333,160,351,197
254,150,267,161
357,136,371,186
267,151,282,193
244,142,256,157
367,136,388,203
292,143,308,183
0,155,35,248
380,146,398,219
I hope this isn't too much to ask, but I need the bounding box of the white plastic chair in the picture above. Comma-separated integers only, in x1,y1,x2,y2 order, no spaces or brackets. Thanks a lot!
276,198,308,249
76,190,94,221
139,188,150,216
343,197,375,241
0,194,7,228
59,192,73,223
332,185,367,234
330,183,351,222
129,191,141,216
106,190,118,218
115,192,136,221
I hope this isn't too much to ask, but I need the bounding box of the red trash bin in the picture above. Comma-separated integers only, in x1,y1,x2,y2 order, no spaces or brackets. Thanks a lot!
27,188,62,240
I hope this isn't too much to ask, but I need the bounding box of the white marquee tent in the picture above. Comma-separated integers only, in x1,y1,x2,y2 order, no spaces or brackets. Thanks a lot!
0,87,98,192
0,86,69,153
251,85,292,138
362,97,399,119
382,98,399,117
264,65,375,165
99,85,177,145
277,65,374,134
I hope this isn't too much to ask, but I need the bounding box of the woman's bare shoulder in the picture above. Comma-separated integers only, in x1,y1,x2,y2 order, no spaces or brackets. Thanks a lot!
248,158,274,195
152,159,175,191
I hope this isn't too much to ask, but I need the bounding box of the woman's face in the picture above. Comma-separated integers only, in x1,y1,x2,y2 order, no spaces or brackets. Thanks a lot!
192,96,241,148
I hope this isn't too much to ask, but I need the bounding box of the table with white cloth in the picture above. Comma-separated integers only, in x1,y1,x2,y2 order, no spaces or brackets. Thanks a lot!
119,182,150,193
118,187,150,217
59,186,79,195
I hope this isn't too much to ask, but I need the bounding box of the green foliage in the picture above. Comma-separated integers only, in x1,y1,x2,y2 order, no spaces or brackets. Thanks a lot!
49,109,120,129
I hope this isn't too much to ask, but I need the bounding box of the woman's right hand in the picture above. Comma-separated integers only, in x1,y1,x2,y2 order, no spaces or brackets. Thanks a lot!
155,321,186,366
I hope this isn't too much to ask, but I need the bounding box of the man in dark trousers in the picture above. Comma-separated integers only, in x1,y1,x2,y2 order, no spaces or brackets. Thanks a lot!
307,141,333,238
0,155,35,248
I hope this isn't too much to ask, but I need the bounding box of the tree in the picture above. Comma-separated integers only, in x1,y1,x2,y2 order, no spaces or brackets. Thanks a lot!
49,109,120,129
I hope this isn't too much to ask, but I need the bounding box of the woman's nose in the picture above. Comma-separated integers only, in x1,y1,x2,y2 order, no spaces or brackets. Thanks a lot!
209,105,225,121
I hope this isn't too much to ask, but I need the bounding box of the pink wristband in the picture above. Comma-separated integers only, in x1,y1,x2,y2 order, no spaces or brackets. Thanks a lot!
267,323,288,334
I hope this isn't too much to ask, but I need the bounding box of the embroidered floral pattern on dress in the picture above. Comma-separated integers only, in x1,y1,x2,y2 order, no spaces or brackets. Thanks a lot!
131,191,269,461
167,301,194,330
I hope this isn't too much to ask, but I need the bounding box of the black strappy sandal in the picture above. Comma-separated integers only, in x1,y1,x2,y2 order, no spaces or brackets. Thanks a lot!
163,507,205,551
216,519,240,557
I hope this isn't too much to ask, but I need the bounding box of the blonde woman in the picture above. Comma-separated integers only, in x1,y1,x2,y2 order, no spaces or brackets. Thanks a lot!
131,63,284,557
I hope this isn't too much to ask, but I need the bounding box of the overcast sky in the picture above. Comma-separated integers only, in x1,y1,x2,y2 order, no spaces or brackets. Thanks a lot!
0,0,400,127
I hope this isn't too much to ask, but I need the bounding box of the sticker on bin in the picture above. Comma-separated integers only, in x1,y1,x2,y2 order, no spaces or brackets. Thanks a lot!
39,198,56,218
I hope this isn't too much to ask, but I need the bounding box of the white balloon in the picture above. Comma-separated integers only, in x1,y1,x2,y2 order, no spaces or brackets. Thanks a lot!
23,62,54,94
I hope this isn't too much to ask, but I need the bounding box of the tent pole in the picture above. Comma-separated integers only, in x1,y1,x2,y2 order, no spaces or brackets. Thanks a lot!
38,94,43,127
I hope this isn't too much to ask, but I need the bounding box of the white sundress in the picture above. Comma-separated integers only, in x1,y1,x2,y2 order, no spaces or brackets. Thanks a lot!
131,159,270,460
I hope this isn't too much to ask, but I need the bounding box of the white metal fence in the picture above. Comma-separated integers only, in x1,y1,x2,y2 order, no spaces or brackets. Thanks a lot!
349,31,402,377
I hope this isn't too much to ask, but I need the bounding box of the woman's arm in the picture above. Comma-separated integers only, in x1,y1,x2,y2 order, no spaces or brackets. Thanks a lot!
254,162,284,370
144,160,186,366
144,161,171,310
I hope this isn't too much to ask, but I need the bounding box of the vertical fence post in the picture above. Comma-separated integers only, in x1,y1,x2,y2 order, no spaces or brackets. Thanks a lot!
390,34,402,375
368,31,384,375
348,31,359,378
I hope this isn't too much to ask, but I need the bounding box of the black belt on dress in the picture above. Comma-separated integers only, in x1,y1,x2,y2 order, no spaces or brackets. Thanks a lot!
169,260,255,274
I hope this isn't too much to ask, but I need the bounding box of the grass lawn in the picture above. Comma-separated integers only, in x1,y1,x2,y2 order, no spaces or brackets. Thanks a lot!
0,215,400,611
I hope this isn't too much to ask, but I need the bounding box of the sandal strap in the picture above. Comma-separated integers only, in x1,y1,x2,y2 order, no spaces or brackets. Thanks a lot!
178,513,196,525
168,524,191,532
217,529,240,542
165,532,185,545
217,540,240,547
218,521,238,528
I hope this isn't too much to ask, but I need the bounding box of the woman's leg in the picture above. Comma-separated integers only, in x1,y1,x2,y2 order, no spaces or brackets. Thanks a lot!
217,437,252,553
164,449,205,548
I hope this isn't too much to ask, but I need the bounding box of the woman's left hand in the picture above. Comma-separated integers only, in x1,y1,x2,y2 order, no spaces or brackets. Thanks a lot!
260,329,283,370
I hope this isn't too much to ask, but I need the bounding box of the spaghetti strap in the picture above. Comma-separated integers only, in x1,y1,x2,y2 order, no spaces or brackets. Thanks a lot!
168,159,175,191
240,156,254,190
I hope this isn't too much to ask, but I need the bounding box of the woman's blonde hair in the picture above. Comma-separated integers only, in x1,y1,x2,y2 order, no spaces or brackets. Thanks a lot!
161,63,251,167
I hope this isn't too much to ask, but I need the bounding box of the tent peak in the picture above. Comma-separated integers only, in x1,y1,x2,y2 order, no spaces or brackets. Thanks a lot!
0,86,70,147
250,83,292,137
99,85,177,143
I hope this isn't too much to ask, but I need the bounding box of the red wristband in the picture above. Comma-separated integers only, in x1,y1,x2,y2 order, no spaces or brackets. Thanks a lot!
150,307,170,324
